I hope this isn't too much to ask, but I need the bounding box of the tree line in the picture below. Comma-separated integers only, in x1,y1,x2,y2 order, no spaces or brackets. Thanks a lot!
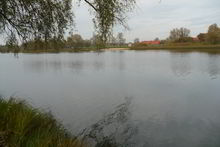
167,24,220,44
197,24,220,44
2,32,127,52
0,0,136,46
133,23,220,45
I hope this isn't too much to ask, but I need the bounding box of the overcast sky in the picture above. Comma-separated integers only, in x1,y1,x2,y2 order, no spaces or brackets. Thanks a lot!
0,0,219,44
73,0,220,42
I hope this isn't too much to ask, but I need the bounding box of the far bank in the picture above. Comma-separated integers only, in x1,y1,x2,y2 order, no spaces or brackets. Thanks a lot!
1,44,220,54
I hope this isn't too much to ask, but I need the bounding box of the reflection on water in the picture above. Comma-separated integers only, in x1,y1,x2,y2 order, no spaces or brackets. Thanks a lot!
24,59,85,73
80,97,220,147
170,52,191,77
22,52,127,73
79,97,137,147
20,51,220,79
1,51,220,147
207,54,220,79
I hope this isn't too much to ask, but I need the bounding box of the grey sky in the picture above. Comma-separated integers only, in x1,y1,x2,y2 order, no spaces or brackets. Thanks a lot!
73,0,220,42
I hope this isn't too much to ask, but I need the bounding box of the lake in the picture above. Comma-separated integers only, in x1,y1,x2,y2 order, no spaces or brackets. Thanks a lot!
1,50,220,146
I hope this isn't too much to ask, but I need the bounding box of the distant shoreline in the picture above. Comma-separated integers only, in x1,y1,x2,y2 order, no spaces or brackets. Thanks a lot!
105,48,129,51
130,44,220,53
1,45,220,53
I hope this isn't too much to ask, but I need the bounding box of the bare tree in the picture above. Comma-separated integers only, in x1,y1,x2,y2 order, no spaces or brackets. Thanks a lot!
117,32,126,46
168,27,190,41
154,37,159,41
134,38,140,43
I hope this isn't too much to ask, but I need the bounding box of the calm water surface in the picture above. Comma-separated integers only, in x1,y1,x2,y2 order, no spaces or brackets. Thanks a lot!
1,50,220,146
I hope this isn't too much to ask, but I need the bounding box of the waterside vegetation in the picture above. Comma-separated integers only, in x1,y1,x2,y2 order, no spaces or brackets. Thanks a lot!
131,24,220,52
130,44,220,53
0,97,84,147
0,32,128,53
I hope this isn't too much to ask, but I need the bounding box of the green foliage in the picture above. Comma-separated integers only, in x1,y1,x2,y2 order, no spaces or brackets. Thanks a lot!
22,37,66,51
5,32,19,52
205,24,220,44
130,44,220,53
0,97,84,147
67,34,91,49
0,0,136,45
0,0,73,41
83,0,136,43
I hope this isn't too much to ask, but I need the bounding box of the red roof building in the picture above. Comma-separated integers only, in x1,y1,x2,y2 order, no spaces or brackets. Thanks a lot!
140,41,160,45
192,37,199,42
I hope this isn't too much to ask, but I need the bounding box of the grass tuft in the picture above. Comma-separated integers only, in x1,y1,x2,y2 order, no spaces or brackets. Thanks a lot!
0,97,84,147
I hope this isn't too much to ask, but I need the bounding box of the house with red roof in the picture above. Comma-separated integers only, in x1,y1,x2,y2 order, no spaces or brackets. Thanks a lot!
192,37,199,42
140,41,161,45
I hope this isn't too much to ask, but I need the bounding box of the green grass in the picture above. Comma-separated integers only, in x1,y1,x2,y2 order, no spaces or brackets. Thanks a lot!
22,48,101,53
2,44,220,54
0,47,103,53
130,44,220,53
0,46,129,54
0,97,84,147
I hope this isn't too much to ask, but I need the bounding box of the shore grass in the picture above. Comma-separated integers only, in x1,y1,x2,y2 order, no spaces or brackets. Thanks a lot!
0,97,84,147
130,44,220,53
0,47,102,54
0,46,128,54
1,44,220,54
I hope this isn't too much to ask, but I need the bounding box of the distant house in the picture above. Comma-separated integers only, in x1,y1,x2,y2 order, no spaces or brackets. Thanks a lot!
140,41,161,45
128,42,133,47
192,37,199,42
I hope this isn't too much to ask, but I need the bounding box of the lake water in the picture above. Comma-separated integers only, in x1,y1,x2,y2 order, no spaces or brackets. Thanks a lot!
1,50,220,146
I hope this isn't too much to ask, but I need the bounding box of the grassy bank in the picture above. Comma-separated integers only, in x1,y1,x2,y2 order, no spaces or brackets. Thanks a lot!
22,48,102,53
0,97,84,147
0,47,102,54
1,44,220,54
130,44,220,53
0,46,128,54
